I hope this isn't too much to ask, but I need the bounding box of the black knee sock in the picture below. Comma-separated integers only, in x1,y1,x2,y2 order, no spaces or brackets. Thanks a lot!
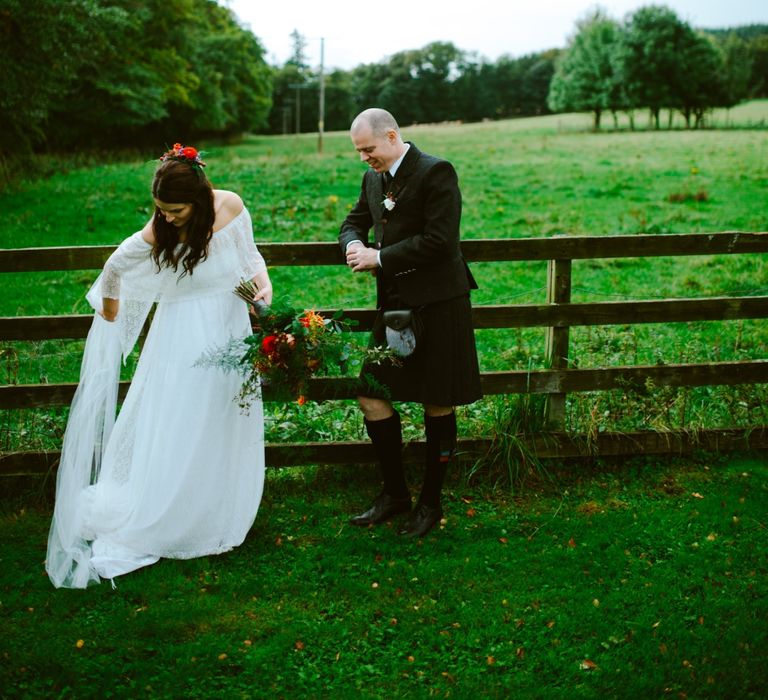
365,411,409,499
419,412,457,508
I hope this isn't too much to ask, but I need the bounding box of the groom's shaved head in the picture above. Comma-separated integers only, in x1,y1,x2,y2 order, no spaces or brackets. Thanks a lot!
351,108,400,138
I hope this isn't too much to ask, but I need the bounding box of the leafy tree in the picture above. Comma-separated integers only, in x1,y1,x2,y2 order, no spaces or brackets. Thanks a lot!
322,69,356,132
520,52,558,116
181,1,272,135
287,28,310,71
0,0,126,152
1,0,272,152
749,34,768,97
616,5,692,129
548,9,623,129
675,32,726,128
266,30,316,133
50,0,202,147
451,55,497,122
718,34,752,108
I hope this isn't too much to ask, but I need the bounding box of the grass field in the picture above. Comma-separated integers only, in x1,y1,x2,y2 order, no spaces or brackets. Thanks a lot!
1,455,766,698
1,105,767,698
1,103,767,451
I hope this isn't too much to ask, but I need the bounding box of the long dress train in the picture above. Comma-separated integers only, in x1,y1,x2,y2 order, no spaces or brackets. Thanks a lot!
46,208,266,588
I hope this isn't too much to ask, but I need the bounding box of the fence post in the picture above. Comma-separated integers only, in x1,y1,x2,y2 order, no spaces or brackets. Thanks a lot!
545,258,572,428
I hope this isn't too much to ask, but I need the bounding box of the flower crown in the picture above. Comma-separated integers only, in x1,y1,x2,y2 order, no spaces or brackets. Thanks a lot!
160,143,206,168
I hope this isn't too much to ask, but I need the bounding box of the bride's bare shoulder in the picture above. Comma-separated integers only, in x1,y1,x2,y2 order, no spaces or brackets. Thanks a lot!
140,217,155,244
213,190,244,230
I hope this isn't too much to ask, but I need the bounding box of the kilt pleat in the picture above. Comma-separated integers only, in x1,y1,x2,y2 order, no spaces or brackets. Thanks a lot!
358,294,482,406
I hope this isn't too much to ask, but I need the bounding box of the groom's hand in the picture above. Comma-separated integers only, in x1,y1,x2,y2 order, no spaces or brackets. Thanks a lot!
346,243,379,272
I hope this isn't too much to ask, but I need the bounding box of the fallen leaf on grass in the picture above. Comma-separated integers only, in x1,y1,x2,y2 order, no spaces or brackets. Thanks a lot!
75,639,85,649
580,659,597,670
568,537,576,548
466,508,477,517
692,492,704,499
295,641,305,651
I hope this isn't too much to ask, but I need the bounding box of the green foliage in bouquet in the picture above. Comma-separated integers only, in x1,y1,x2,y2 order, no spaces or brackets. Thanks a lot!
198,280,388,408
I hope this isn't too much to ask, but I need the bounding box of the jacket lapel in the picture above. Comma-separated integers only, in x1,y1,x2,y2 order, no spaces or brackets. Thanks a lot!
390,142,419,196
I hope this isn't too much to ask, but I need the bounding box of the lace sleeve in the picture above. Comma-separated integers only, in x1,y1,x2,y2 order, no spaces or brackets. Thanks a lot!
100,232,153,300
233,209,268,280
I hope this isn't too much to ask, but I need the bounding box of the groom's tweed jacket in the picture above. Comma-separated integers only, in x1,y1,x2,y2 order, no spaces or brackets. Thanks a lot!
338,142,477,308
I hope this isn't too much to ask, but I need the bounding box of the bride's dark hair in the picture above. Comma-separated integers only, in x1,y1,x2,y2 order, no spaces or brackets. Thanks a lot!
151,159,215,276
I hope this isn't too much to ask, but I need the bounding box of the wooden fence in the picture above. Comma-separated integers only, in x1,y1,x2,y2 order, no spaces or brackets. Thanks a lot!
1,231,768,479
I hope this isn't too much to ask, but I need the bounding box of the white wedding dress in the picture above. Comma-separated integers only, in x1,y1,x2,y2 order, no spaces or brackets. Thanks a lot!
47,208,266,588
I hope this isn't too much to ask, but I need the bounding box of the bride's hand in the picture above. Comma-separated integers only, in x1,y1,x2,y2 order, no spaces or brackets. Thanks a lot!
253,283,273,306
100,298,119,322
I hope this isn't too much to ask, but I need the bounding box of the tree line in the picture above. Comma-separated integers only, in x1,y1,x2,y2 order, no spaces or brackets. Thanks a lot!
1,1,766,158
274,10,767,134
0,0,272,154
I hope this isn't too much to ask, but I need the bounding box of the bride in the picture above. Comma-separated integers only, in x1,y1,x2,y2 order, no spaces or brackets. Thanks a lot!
46,144,272,588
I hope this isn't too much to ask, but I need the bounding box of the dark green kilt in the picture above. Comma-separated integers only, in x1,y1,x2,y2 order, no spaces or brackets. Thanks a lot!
357,294,482,406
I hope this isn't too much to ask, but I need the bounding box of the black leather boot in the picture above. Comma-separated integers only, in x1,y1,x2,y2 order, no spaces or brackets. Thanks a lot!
398,412,456,537
350,411,411,526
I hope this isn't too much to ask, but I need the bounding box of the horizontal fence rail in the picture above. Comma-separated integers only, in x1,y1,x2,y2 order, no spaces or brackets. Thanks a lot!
1,230,767,475
4,428,768,479
1,231,767,272
3,296,768,341
2,360,768,410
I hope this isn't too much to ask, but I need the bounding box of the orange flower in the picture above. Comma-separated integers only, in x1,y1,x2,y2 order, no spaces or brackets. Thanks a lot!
297,395,306,406
299,310,325,330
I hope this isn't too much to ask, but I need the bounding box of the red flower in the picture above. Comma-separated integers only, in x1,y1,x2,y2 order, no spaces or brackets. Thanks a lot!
181,146,198,159
261,334,278,356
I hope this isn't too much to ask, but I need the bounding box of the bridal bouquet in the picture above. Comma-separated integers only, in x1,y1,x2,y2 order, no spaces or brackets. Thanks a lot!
198,281,359,407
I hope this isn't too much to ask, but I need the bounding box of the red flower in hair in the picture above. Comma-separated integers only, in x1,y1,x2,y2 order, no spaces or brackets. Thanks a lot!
159,143,206,167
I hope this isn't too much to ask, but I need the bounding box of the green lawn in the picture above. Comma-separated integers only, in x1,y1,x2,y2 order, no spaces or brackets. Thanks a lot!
1,104,767,452
1,106,767,698
1,454,766,698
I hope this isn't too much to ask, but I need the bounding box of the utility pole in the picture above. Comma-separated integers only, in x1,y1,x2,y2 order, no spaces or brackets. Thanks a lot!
317,37,325,154
288,84,306,134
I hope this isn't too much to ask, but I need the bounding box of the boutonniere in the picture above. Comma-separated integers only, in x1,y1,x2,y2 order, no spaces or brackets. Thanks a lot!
382,193,396,211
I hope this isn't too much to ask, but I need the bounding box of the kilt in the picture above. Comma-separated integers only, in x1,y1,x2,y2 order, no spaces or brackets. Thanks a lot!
357,294,482,406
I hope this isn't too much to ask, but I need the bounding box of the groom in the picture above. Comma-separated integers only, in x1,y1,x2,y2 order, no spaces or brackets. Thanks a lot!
339,108,482,537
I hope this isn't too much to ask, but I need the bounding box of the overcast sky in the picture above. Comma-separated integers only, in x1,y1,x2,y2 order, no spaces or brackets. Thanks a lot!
225,0,766,70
